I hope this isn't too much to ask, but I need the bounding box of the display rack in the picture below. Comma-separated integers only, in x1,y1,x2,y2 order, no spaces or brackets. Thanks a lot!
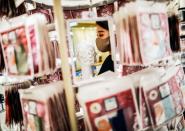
27,0,116,9
0,0,184,130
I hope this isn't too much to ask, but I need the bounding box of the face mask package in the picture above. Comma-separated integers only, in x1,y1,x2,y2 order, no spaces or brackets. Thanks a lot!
0,14,56,78
114,2,172,66
77,65,185,131
140,66,185,129
19,81,70,131
77,76,140,131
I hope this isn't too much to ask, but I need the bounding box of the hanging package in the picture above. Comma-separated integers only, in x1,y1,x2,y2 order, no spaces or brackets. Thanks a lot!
114,1,172,65
19,81,70,131
77,65,185,131
0,14,56,77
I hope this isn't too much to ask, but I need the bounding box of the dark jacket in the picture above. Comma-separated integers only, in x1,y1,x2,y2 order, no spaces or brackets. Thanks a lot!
98,55,114,75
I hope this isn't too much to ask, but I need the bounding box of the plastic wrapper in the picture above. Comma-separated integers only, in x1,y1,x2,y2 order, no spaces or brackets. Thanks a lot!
19,81,70,131
114,2,172,65
78,65,185,131
0,14,56,77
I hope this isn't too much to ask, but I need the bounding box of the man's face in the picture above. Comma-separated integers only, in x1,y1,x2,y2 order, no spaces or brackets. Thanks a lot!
96,25,109,39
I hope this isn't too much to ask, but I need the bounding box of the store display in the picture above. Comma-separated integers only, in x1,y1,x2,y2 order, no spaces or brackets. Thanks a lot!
1,0,185,131
114,2,172,65
4,81,31,126
77,75,139,131
26,14,55,75
0,14,56,76
78,65,185,131
1,68,63,127
77,68,153,130
19,81,70,131
141,66,185,128
1,26,31,75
